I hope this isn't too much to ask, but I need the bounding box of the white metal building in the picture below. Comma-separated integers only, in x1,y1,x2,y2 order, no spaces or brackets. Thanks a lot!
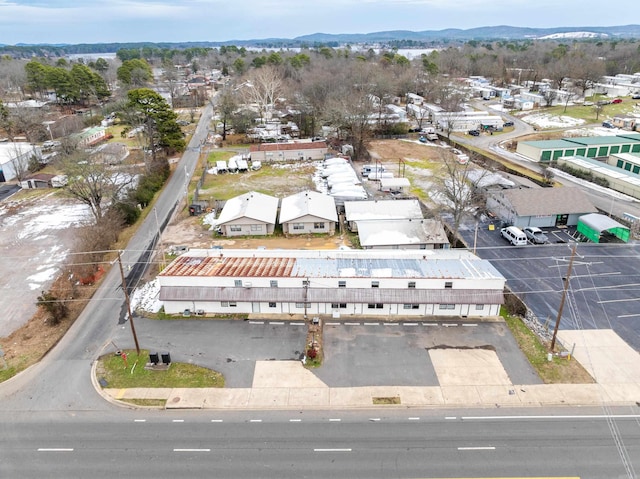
356,219,449,250
158,249,505,317
0,143,41,182
344,199,423,232
279,190,338,235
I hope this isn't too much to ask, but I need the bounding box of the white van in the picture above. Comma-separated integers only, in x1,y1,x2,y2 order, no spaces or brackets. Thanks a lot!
501,226,527,246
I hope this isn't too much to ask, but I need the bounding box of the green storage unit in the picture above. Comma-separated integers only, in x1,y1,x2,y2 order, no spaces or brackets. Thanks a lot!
577,213,630,243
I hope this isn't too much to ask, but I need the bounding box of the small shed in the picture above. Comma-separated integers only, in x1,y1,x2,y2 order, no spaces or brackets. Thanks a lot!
379,177,410,192
577,213,630,243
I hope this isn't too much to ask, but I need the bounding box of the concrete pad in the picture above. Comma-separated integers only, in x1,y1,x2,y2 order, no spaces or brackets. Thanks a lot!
513,385,544,406
476,385,523,406
329,387,376,407
247,387,291,408
557,384,609,405
557,330,640,385
429,349,512,386
252,361,328,388
440,385,482,406
165,388,208,408
288,388,330,407
396,387,445,406
202,388,251,409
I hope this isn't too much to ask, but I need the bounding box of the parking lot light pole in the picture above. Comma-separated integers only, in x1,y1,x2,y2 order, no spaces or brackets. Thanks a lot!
550,244,577,352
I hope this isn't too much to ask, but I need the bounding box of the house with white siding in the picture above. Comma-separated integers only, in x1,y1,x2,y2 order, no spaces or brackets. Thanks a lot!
279,190,338,235
344,199,423,232
215,191,279,237
249,140,328,162
158,249,505,318
357,219,449,250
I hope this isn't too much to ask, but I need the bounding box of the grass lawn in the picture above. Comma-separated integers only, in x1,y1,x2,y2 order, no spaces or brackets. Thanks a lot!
97,349,225,389
501,309,594,384
535,99,635,124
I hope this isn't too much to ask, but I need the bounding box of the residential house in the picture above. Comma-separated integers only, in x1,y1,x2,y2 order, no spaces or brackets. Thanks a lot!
249,140,328,162
279,190,338,235
215,191,279,237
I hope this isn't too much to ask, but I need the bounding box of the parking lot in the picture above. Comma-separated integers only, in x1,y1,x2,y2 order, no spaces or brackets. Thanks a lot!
459,219,640,351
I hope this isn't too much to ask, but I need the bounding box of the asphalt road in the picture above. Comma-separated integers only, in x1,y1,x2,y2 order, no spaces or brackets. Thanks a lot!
2,409,638,478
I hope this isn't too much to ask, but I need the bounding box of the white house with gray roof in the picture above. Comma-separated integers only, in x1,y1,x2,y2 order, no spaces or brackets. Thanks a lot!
158,249,505,317
279,190,338,235
215,191,279,237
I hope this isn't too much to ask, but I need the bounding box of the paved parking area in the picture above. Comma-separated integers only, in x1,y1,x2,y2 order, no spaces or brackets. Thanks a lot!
313,321,541,387
459,220,640,351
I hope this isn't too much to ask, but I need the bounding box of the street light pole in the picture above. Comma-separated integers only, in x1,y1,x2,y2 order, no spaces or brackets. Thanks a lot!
117,251,141,355
550,244,577,352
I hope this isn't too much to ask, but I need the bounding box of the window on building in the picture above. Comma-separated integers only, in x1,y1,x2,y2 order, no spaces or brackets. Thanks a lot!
221,301,229,307
313,222,325,229
229,302,237,307
445,281,453,289
234,279,242,287
293,223,304,230
371,281,379,288
338,281,346,288
230,226,242,232
250,224,262,232
438,304,455,310
268,302,276,308
475,304,485,310
403,304,420,309
331,303,347,309
295,303,304,308
368,303,384,309
408,281,416,289
270,280,278,288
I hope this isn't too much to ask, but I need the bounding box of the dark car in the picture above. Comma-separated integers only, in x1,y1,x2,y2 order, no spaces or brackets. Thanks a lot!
503,121,514,127
468,129,480,136
602,121,615,128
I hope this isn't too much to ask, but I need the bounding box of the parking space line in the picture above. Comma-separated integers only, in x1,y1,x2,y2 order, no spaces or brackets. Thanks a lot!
345,322,360,326
326,322,340,326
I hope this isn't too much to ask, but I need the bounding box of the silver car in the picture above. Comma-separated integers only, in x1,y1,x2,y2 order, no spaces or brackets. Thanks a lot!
523,226,548,244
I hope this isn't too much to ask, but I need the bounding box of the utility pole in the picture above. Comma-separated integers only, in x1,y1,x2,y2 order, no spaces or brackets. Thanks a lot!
550,244,577,352
117,251,141,355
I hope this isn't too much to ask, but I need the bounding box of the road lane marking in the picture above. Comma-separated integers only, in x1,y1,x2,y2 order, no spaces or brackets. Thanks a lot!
404,323,418,326
173,448,210,452
445,416,457,420
457,446,495,451
422,323,438,326
329,418,341,422
345,322,360,326
443,323,458,327
462,414,640,420
326,322,340,325
134,419,146,422
291,322,305,325
249,321,264,324
37,448,74,452
210,419,223,423
249,419,262,422
384,323,399,326
408,417,420,421
289,419,302,422
462,324,478,327
369,418,381,421
172,419,184,423
271,321,284,325
364,322,379,326
314,448,352,452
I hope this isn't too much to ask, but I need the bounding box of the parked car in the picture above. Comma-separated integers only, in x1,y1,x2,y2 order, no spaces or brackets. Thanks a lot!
602,121,615,128
503,121,514,127
632,94,640,100
501,226,527,246
523,226,548,244
468,129,480,136
612,98,623,104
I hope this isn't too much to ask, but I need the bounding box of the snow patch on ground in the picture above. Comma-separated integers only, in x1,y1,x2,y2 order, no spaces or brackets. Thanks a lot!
521,113,586,129
131,279,163,313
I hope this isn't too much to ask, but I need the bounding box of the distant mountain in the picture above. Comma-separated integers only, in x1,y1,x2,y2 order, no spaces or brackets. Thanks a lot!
294,25,640,43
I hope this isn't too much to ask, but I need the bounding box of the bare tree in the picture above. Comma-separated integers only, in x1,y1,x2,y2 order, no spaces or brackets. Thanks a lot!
240,65,283,123
62,152,135,223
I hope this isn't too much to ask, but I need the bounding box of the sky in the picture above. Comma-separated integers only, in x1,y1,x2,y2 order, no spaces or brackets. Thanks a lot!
0,0,638,45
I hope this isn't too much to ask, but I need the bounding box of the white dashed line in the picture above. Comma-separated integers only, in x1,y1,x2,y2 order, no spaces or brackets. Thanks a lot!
314,448,352,452
210,419,223,423
291,322,305,326
249,321,264,324
37,448,73,452
404,323,418,326
422,323,438,326
445,416,457,420
174,448,211,452
289,419,302,422
369,418,381,422
364,322,379,326
172,419,184,423
345,322,360,326
249,419,262,423
462,324,478,327
457,446,495,451
329,418,341,422
384,323,399,326
134,419,146,422
443,323,458,327
271,321,284,325
408,417,420,421
326,322,340,325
